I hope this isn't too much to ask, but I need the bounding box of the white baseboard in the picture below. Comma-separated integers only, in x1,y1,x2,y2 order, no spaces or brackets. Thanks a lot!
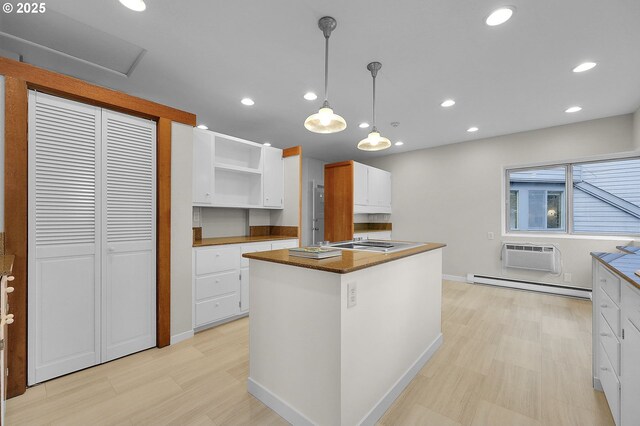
442,274,470,283
248,333,443,426
170,329,194,345
469,274,591,299
247,378,315,426
358,333,444,426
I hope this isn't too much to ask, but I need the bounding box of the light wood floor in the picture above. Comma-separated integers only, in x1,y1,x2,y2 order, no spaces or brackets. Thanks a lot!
8,281,614,426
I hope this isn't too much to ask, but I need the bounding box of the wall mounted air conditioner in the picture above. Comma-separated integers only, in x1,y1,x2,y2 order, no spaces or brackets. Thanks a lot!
501,243,560,274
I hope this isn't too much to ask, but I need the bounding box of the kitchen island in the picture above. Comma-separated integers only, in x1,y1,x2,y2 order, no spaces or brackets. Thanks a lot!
243,242,445,426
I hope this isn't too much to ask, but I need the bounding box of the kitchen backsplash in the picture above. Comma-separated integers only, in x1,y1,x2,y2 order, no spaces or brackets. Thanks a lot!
354,213,391,223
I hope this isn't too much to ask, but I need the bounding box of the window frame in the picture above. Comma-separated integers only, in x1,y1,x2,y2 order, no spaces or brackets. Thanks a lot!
503,154,640,238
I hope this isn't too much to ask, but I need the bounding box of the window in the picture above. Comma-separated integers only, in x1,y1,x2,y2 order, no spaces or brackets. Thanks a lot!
509,190,519,230
506,157,640,236
507,166,566,232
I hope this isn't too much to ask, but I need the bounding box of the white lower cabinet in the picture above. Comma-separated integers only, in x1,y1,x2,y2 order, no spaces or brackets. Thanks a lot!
193,239,298,328
593,259,640,425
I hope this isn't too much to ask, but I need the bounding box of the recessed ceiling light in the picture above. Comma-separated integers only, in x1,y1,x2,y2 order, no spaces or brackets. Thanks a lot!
241,98,255,106
359,122,370,129
119,0,146,12
467,126,479,133
486,7,514,26
395,141,404,146
196,124,208,130
565,106,582,113
440,99,456,107
263,142,271,147
303,92,318,101
572,62,597,73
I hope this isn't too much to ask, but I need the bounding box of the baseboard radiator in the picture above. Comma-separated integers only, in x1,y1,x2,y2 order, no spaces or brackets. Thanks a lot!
466,274,592,299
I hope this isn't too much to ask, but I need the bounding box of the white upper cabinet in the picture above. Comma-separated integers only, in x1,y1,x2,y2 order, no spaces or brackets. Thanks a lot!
263,146,284,208
192,129,215,204
354,162,369,206
353,162,392,213
192,129,284,209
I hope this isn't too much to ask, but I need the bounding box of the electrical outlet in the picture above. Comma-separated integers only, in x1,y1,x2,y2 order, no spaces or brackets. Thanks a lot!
487,232,494,240
563,273,572,283
347,282,357,308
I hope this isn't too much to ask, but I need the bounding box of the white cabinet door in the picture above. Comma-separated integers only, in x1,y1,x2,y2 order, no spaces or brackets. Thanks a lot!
380,170,392,208
28,92,102,385
263,147,284,208
193,128,214,204
101,110,156,362
622,284,640,426
240,267,249,313
367,167,381,206
354,162,368,206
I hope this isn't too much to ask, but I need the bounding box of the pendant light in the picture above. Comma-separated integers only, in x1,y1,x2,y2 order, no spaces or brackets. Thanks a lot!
358,62,391,151
304,16,347,134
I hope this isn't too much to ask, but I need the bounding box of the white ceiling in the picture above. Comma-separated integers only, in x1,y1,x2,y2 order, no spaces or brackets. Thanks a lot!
2,0,640,162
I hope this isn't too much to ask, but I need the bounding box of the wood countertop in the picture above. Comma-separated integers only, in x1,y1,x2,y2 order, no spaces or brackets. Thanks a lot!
0,255,15,276
193,235,298,247
591,251,640,290
243,242,445,274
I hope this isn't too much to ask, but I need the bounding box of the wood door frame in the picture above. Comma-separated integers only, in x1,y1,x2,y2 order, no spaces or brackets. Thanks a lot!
2,57,196,397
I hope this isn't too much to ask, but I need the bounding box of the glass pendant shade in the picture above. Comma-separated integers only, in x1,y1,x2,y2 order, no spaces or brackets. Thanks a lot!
357,130,391,151
304,107,347,133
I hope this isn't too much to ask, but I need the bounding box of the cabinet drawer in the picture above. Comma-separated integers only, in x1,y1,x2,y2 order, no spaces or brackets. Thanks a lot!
195,293,239,326
598,342,620,426
241,243,272,267
271,240,298,250
599,313,620,375
599,266,621,305
600,288,620,337
195,246,240,275
623,282,640,330
195,271,238,301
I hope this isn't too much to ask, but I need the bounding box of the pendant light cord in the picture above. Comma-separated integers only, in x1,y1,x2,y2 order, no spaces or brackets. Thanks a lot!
324,36,329,105
372,73,376,130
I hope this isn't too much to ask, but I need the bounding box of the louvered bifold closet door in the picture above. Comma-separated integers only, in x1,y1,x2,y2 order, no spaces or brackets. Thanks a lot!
101,110,156,362
28,91,101,385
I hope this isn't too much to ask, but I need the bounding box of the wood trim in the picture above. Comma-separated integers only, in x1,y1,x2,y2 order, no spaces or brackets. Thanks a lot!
298,149,302,247
0,57,195,126
4,77,28,397
156,118,171,348
325,160,353,169
324,161,354,242
282,146,301,158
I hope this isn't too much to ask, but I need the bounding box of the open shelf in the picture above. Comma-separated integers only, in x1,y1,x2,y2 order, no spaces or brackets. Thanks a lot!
214,135,262,171
212,168,262,207
214,163,263,175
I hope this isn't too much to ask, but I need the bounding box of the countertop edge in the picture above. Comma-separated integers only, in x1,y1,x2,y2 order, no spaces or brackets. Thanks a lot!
243,243,446,274
193,235,299,247
591,252,640,291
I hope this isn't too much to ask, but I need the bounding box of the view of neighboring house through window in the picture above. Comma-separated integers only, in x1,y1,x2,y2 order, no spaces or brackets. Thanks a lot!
507,166,566,232
506,157,640,235
572,158,640,235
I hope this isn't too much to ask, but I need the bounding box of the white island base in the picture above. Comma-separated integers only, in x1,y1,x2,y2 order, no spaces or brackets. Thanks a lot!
247,248,443,426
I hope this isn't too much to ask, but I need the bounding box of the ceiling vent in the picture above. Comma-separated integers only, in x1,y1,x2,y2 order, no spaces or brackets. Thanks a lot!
0,9,146,77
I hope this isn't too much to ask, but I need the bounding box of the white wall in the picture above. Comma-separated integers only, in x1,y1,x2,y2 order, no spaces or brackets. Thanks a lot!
198,207,248,238
634,106,640,150
301,156,326,246
171,123,194,338
367,114,635,289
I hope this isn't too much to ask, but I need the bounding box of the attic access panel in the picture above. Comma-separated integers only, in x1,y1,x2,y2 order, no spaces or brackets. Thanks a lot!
0,8,145,77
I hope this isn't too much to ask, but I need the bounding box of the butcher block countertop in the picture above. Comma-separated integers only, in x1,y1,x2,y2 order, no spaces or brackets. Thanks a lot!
242,242,445,274
193,235,297,247
591,251,640,290
0,255,14,276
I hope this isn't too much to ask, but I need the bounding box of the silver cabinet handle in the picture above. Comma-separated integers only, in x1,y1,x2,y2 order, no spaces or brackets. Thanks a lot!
600,366,608,371
601,304,608,308
600,332,609,337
